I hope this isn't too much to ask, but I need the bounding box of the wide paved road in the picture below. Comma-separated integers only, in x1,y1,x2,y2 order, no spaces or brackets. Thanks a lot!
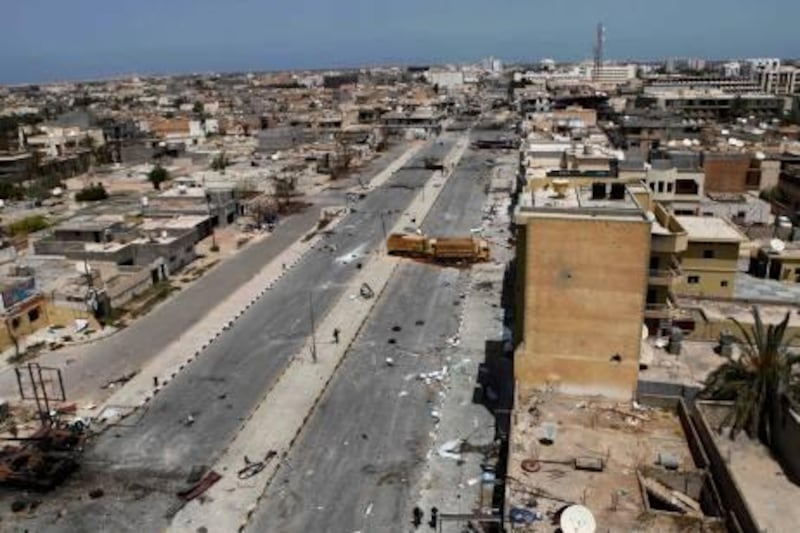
0,143,409,407
247,140,495,532
11,137,457,533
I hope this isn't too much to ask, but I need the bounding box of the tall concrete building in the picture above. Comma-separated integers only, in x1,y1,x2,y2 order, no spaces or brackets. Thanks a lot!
748,58,799,95
514,180,651,399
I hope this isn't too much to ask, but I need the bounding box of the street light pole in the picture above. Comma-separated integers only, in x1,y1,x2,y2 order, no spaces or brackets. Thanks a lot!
309,292,317,363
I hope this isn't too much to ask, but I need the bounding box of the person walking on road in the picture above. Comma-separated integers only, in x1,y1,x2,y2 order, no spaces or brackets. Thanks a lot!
333,328,340,344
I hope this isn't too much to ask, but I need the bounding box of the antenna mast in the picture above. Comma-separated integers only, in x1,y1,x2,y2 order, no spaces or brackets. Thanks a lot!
593,22,605,81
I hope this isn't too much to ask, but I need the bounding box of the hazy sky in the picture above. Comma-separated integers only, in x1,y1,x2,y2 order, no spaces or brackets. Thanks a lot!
2,0,797,84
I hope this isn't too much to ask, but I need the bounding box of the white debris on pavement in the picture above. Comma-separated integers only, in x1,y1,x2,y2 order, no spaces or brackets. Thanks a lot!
437,439,463,461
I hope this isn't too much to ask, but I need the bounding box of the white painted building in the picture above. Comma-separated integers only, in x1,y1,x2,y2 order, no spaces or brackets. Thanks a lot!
577,62,638,84
722,61,742,78
753,62,799,95
516,62,637,86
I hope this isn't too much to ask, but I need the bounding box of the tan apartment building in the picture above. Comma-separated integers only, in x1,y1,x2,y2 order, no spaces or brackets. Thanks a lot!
514,180,651,400
644,201,690,335
674,215,745,298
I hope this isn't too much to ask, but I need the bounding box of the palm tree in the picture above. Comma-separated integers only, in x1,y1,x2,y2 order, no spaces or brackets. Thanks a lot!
701,306,798,449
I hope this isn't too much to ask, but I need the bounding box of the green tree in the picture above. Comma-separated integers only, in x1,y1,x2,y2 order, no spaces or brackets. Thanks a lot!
75,183,108,202
0,183,26,201
147,164,169,190
6,215,49,237
701,307,799,448
210,152,230,172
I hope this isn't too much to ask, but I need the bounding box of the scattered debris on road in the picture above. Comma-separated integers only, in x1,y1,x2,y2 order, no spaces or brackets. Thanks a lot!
100,371,138,390
237,450,277,480
437,439,463,461
359,283,374,299
177,470,222,502
0,422,86,491
418,367,448,385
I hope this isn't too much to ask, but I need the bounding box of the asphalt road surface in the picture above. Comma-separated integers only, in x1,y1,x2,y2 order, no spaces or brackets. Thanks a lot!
8,137,457,533
247,139,495,532
0,143,408,407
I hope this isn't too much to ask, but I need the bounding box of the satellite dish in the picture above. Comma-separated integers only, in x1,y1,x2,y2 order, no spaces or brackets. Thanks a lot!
755,151,766,160
770,239,786,253
560,505,597,533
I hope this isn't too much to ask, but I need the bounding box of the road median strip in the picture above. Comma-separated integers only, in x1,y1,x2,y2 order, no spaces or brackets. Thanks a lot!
170,134,471,532
87,211,347,425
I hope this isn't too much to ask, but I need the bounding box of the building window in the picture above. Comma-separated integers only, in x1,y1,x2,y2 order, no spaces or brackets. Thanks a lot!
27,307,40,322
657,181,665,193
721,280,729,288
688,276,700,284
646,288,657,304
666,182,674,193
703,250,715,259
649,182,655,191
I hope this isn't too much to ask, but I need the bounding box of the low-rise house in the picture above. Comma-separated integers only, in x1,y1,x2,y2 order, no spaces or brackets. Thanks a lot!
698,192,772,226
33,214,206,279
674,215,746,298
0,153,33,184
0,274,96,352
147,184,239,226
750,241,800,283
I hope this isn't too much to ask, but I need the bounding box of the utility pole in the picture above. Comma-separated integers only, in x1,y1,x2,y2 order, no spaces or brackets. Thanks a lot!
206,193,218,250
309,292,317,363
380,211,387,238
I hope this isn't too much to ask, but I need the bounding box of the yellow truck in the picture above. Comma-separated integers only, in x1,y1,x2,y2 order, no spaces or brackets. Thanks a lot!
387,233,490,263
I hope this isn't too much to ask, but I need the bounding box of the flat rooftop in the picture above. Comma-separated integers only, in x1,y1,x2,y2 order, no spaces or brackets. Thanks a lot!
508,393,722,531
697,402,800,533
0,152,32,162
675,297,800,331
675,216,746,243
141,215,209,232
158,187,207,198
518,183,647,222
83,241,129,253
639,340,726,390
54,215,124,233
